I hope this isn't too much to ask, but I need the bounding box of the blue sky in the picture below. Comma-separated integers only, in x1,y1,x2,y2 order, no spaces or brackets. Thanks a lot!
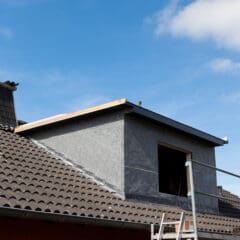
0,0,239,194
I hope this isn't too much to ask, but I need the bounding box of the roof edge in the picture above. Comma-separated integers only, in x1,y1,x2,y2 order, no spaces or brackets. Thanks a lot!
0,207,238,239
15,98,227,146
127,102,227,146
15,98,127,133
0,206,147,230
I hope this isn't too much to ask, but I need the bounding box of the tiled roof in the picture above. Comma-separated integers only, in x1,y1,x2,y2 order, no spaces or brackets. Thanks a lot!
0,129,239,236
218,187,240,218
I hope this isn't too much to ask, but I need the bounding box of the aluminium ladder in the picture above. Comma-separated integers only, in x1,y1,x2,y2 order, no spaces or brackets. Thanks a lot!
151,212,195,240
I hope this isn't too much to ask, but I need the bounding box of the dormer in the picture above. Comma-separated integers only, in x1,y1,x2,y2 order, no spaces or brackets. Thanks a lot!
15,99,227,213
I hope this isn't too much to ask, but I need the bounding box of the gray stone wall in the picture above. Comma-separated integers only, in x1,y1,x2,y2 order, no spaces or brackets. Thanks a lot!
124,114,218,213
30,111,125,194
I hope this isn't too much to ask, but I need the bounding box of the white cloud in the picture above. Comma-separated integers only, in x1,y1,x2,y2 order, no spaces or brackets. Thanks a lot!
153,0,240,51
153,0,180,35
208,58,240,73
0,27,13,39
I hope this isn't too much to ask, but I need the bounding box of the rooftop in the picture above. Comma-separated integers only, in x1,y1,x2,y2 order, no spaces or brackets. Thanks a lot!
15,98,227,146
0,128,239,237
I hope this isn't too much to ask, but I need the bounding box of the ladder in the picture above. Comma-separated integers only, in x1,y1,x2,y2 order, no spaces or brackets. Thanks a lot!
151,212,195,240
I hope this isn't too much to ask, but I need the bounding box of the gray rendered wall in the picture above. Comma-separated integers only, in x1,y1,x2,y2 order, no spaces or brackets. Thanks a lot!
30,111,125,194
124,114,218,213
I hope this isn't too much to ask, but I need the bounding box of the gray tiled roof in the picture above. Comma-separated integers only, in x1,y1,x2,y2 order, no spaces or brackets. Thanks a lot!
0,129,239,235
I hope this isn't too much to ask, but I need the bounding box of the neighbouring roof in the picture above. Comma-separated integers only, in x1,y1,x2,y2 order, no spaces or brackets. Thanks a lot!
0,128,239,237
218,187,240,219
14,99,227,146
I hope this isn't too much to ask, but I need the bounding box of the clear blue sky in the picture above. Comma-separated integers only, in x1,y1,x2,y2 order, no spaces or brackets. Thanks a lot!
1,0,239,194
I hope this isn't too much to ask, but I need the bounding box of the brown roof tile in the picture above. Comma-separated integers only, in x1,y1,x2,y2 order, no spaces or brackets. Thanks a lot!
0,129,239,235
218,187,240,218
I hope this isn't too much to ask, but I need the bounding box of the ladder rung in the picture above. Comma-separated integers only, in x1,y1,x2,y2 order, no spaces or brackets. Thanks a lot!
162,233,195,239
162,221,180,225
182,229,194,233
151,212,196,240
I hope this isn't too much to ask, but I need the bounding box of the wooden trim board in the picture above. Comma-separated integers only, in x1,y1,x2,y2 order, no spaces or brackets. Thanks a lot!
15,98,127,133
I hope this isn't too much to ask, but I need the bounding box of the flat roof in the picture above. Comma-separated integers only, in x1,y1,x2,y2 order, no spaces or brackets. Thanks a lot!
14,98,227,146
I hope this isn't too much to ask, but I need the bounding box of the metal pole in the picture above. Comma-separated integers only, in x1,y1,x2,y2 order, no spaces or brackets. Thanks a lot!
195,190,240,204
191,159,240,179
186,160,198,240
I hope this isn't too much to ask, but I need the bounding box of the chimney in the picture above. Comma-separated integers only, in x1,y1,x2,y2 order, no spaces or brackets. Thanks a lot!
217,186,223,195
0,81,18,129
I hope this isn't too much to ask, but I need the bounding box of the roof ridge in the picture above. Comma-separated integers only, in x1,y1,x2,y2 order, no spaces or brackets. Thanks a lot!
222,188,240,198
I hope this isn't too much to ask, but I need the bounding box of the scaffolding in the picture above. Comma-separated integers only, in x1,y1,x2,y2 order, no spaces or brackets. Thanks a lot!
151,157,240,240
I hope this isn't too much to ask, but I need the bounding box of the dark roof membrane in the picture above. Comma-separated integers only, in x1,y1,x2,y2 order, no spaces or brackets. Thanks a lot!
127,102,227,146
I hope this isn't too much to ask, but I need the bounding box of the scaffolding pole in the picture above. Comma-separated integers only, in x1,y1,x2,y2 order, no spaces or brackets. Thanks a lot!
185,160,198,240
191,159,240,179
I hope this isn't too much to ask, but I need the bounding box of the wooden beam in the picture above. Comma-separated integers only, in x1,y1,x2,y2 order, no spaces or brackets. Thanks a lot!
15,98,127,133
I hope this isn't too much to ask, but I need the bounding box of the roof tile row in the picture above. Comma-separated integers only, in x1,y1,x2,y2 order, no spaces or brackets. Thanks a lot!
0,129,239,235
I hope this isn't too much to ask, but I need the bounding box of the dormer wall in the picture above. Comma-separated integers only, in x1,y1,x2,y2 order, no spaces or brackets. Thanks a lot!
28,109,219,213
124,114,218,213
29,110,126,195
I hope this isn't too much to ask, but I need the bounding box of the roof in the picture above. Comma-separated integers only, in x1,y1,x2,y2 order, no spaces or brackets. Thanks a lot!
0,129,239,237
14,99,227,146
218,187,240,218
14,98,127,133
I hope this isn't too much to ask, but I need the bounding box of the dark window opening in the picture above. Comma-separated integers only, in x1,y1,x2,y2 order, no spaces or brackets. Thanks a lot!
158,145,188,197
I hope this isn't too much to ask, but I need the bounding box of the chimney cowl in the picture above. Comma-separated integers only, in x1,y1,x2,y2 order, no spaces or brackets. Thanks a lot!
0,81,18,91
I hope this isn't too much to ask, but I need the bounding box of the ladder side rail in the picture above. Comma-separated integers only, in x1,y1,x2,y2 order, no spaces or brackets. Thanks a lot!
176,212,185,240
151,224,154,240
158,213,166,240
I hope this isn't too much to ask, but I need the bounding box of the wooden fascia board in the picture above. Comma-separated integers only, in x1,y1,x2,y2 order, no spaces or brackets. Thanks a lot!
15,98,128,133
